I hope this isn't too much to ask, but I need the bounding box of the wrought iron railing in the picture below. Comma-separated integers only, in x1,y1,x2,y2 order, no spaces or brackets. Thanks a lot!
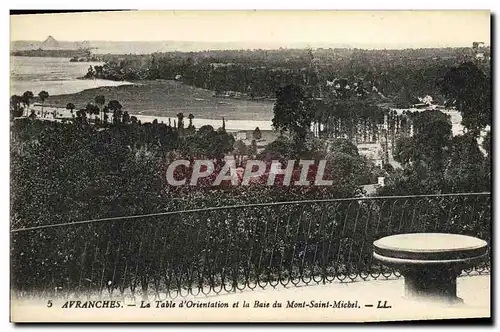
11,192,491,300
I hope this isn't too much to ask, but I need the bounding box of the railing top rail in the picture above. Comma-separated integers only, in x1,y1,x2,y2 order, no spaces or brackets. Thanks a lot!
10,192,491,233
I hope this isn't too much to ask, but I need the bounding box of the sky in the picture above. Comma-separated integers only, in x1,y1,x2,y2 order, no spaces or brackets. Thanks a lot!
10,10,491,48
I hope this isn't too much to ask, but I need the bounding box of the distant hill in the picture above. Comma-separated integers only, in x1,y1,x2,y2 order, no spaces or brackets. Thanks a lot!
40,35,60,50
12,36,76,51
10,35,96,58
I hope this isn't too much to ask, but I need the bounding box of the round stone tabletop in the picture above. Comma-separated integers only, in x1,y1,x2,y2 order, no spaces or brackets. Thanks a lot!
373,233,488,262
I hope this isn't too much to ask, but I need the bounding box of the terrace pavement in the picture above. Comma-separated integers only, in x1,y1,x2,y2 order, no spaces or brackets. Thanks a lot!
11,274,490,322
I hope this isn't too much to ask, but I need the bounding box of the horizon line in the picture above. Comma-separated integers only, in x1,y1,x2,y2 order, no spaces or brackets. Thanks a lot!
10,39,490,49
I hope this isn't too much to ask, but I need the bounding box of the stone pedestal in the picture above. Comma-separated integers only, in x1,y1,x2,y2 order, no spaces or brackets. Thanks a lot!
373,233,487,304
402,266,463,303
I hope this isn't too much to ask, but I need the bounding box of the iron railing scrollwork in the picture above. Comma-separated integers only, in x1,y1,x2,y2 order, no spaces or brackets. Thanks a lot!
11,192,491,300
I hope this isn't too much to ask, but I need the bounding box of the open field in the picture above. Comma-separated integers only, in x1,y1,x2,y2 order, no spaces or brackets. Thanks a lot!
45,79,275,121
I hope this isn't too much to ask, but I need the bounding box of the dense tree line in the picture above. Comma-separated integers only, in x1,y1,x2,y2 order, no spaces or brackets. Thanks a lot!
85,47,490,105
11,115,374,230
380,111,491,195
378,62,491,196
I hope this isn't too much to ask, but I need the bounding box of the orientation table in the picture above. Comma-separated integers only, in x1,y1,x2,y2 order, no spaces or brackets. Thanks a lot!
373,233,488,303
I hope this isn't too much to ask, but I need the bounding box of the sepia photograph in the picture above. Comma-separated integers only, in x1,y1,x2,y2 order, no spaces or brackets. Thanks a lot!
9,9,491,323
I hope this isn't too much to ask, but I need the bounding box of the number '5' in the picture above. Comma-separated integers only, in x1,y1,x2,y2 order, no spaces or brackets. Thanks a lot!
47,300,53,308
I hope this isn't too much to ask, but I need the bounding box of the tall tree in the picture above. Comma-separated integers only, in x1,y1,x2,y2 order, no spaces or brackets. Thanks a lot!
176,113,184,129
10,95,23,118
188,113,194,128
95,95,106,121
249,139,258,156
253,127,262,140
37,91,49,114
272,84,314,154
233,139,249,166
439,62,491,137
66,103,75,118
394,110,452,172
108,100,123,124
22,91,34,117
102,106,110,124
86,103,100,122
444,133,489,192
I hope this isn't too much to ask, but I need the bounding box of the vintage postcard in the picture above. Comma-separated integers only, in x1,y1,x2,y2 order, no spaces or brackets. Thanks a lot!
9,10,491,323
